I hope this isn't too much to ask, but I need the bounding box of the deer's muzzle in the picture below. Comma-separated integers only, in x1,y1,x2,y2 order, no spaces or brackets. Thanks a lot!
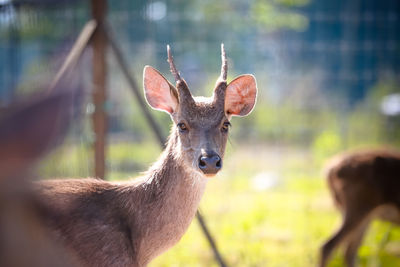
198,152,222,176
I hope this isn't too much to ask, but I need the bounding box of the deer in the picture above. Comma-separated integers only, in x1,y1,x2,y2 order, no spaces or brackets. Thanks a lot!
320,149,400,267
35,44,257,267
0,88,82,267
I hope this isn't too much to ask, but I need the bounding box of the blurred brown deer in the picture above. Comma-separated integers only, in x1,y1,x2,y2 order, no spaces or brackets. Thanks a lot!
320,149,400,267
34,44,257,267
0,89,82,267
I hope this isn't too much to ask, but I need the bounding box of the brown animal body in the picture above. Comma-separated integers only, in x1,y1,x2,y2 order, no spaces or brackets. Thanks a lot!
36,45,257,267
320,149,400,267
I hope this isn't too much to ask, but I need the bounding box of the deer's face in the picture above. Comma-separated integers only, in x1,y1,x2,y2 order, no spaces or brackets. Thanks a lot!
143,45,257,177
171,97,229,176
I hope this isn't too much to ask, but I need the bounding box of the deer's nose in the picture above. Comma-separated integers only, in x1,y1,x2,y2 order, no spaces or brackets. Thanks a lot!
198,153,222,175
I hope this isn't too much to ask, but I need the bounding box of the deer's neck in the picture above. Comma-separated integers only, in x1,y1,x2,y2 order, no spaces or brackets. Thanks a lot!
132,130,207,264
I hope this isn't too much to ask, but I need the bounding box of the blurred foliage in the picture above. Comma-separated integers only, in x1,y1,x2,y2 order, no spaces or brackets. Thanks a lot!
252,0,309,32
0,4,89,40
312,131,342,165
191,0,309,33
347,78,400,147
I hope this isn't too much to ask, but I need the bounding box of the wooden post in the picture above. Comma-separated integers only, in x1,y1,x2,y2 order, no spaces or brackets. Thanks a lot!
91,0,108,179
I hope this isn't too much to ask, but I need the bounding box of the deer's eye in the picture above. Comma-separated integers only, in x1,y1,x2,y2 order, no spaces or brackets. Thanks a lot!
177,122,188,132
221,121,231,133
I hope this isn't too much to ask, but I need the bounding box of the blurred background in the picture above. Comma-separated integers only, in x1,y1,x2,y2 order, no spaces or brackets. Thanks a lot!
1,0,400,266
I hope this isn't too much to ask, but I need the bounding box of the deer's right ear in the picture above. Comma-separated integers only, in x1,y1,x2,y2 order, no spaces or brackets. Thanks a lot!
143,66,179,114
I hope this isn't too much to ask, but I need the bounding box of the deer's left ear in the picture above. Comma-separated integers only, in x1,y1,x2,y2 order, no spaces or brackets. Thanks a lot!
225,74,257,117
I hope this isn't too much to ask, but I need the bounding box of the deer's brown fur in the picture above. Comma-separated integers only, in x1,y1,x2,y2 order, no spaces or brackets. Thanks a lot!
320,149,400,267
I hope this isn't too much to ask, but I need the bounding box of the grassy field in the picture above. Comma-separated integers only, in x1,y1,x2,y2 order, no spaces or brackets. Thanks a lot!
40,142,400,267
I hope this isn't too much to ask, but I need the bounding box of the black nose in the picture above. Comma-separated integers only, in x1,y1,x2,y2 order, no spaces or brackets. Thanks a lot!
198,153,222,175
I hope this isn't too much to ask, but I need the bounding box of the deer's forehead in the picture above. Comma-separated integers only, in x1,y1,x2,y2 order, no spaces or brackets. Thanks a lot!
179,100,225,127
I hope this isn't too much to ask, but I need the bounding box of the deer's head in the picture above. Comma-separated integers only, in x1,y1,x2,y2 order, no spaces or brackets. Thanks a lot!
143,44,257,177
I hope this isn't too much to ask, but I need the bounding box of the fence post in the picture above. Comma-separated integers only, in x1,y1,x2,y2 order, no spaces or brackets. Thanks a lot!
91,0,108,179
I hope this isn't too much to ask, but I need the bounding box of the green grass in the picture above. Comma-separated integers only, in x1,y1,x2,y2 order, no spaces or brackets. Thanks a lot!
39,142,400,266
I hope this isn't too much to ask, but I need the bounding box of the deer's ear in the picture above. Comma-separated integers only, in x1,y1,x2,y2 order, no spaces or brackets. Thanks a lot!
0,91,75,177
143,66,178,114
225,74,257,117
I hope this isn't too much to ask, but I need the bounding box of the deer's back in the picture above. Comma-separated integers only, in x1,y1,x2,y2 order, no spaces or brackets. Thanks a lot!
35,178,140,267
326,150,400,211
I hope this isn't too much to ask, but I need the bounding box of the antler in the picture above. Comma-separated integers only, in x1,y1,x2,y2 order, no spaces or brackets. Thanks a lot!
213,43,228,107
166,45,194,105
220,43,227,81
167,44,182,83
